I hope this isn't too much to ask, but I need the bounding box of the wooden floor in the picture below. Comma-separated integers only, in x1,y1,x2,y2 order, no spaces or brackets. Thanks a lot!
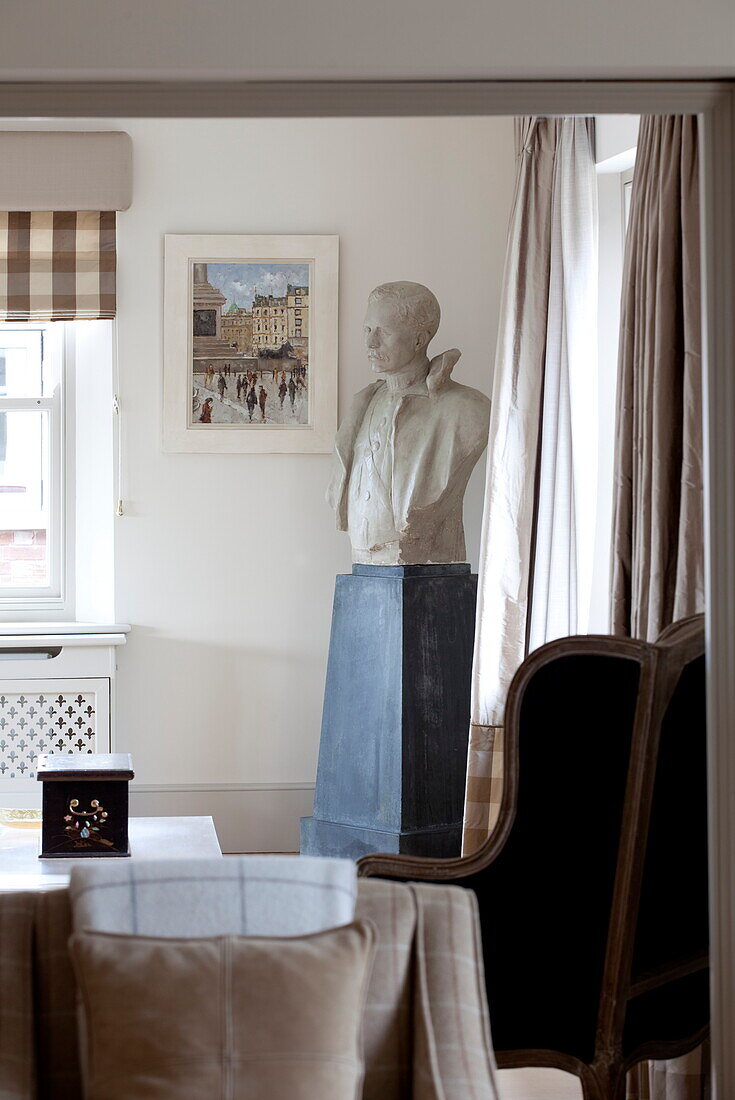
499,1067,583,1099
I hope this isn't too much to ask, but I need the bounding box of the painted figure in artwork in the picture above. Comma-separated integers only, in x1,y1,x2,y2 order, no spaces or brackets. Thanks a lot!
328,281,491,566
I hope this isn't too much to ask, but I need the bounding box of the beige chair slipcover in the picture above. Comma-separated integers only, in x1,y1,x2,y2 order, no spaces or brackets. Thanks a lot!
0,878,499,1100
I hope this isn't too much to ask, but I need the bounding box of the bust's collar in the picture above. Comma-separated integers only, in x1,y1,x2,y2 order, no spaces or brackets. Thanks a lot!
373,349,461,399
373,376,428,398
427,349,461,394
399,376,430,397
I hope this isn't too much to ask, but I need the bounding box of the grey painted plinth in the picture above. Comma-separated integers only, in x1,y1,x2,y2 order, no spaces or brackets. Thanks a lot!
300,563,476,860
300,816,463,860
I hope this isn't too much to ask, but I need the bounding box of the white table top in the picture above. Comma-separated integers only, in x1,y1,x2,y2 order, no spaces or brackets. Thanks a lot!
0,816,223,891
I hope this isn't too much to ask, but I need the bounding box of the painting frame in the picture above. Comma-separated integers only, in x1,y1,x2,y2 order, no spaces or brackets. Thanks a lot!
163,233,338,453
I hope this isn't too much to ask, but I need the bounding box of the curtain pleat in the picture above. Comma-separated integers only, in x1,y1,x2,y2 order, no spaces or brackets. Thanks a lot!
611,116,702,641
462,117,597,853
528,117,598,650
611,115,706,1100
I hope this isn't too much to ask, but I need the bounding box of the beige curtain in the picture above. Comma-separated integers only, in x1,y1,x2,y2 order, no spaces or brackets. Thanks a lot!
612,115,703,640
462,117,598,854
611,116,706,1100
628,1043,710,1100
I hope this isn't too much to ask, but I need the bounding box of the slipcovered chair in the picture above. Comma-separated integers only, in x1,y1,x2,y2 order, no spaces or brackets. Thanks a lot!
0,874,500,1100
359,614,708,1100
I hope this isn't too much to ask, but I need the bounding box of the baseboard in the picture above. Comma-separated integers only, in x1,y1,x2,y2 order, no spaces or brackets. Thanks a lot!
128,783,315,854
130,781,314,793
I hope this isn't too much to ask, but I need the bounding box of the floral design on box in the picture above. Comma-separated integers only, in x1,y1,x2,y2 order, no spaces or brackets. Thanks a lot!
62,798,114,849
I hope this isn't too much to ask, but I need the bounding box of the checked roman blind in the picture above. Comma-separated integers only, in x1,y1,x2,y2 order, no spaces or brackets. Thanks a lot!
0,130,132,322
0,211,116,321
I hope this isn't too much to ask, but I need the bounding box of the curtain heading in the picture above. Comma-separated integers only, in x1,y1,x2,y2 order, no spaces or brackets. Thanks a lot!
0,211,116,322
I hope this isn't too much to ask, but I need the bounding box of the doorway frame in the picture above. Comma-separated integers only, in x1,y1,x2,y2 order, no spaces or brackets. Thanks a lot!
1,77,732,1095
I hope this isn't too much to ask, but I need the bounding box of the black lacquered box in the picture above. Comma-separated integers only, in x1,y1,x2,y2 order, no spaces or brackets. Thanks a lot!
36,752,134,858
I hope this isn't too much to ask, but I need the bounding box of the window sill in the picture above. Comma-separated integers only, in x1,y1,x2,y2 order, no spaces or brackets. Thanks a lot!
0,622,130,647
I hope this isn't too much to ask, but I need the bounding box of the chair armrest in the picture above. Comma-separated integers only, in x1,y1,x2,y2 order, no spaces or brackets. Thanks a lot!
357,818,514,880
358,850,474,879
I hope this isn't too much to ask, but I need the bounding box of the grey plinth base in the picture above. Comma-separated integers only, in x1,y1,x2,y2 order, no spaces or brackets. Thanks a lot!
300,563,476,861
300,817,463,860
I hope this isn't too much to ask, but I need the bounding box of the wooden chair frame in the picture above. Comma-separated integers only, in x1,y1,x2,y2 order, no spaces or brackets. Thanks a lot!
359,614,708,1100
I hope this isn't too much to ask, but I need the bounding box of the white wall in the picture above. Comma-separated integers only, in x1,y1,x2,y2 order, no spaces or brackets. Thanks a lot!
0,0,732,80
595,115,640,169
589,172,626,634
90,116,514,850
588,117,638,634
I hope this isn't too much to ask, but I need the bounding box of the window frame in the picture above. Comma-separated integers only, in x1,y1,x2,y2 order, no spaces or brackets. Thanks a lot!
0,322,73,617
621,165,635,236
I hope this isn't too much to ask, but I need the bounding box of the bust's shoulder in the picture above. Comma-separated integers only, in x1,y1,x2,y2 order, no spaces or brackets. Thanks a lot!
435,379,491,419
334,382,382,453
353,380,383,403
341,381,383,421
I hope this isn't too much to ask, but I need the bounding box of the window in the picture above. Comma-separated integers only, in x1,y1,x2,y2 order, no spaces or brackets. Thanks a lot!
588,142,637,634
0,324,66,611
295,298,301,304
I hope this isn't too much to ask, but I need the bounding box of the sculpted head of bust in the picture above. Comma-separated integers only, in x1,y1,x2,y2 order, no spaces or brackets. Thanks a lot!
328,281,491,566
363,282,441,384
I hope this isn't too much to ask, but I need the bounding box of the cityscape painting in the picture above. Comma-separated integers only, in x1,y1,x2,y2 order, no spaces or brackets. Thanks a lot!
190,261,310,427
164,234,338,454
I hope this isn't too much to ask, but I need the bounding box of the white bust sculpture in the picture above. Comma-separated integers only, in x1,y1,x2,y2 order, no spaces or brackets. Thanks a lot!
328,281,491,565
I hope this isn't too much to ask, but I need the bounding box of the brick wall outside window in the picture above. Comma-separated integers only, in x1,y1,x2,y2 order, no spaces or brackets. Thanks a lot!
0,530,48,587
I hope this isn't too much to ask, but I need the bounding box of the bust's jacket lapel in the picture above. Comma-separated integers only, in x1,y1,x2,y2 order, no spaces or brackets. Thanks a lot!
327,381,382,530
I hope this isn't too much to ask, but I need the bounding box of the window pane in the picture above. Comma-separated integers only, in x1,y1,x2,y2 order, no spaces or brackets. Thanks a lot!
624,179,633,230
0,530,48,589
0,410,50,589
0,329,44,397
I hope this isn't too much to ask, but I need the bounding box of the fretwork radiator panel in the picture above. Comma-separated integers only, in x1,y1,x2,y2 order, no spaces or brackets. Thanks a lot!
0,678,110,793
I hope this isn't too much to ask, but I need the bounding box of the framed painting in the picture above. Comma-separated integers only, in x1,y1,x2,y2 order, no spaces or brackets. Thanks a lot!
163,234,338,452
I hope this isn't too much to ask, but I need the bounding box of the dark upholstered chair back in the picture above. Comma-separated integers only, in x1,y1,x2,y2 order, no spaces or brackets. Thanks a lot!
359,615,708,1100
623,619,708,1063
